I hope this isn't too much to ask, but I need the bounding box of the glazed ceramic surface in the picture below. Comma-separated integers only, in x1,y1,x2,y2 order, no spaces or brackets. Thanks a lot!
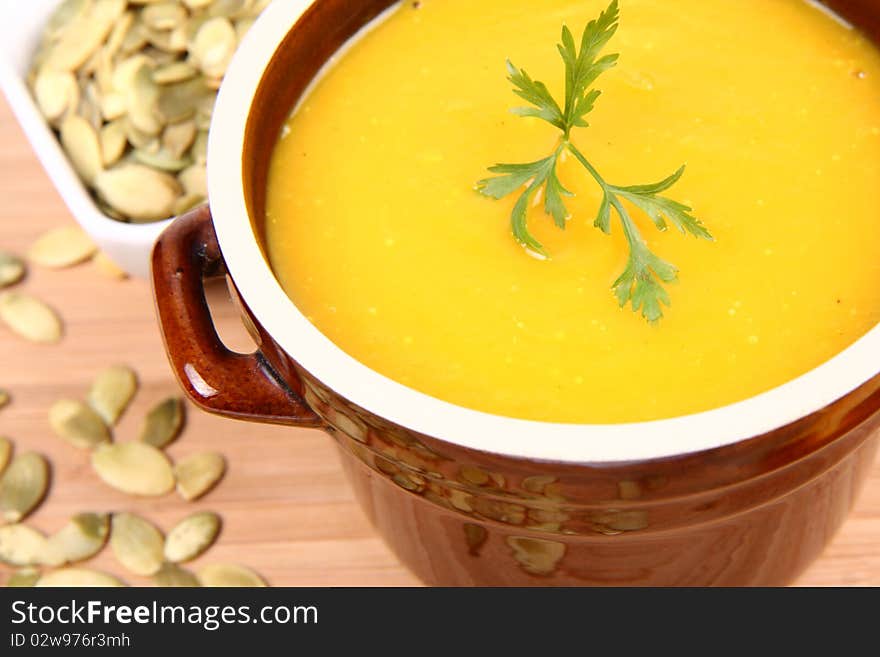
0,0,172,277
152,0,880,585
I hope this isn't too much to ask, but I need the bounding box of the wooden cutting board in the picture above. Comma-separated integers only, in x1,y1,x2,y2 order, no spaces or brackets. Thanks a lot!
0,95,877,587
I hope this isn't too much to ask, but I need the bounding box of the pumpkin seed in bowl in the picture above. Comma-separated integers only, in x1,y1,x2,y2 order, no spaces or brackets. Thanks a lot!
28,0,272,224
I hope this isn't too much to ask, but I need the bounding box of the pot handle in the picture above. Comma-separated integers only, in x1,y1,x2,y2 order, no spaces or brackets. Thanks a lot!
151,205,322,427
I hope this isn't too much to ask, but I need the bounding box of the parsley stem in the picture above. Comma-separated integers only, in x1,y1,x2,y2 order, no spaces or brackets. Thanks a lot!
565,141,608,191
566,142,646,252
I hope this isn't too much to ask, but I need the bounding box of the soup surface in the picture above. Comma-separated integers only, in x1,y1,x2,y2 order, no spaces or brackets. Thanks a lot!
266,0,880,424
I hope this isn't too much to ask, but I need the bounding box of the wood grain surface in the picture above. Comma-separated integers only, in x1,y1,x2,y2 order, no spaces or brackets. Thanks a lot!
0,94,877,587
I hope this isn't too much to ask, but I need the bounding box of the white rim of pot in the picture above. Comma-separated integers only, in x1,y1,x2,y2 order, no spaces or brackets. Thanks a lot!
208,0,880,464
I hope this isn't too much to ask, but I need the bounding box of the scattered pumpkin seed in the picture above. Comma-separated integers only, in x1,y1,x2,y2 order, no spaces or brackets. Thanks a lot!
36,568,125,587
88,365,138,425
0,438,11,476
0,453,49,524
91,442,175,496
93,252,129,279
6,567,41,587
174,451,225,501
110,512,165,576
0,252,26,289
198,563,266,587
49,399,111,450
0,525,51,566
0,391,9,410
164,511,221,563
27,226,97,269
46,513,110,565
154,562,201,587
0,292,63,344
140,396,185,448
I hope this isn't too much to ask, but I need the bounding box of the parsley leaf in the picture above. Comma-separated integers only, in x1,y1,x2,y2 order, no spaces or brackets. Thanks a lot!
476,0,713,322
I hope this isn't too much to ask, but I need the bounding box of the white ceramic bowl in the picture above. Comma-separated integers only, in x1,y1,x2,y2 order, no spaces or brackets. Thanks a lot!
0,0,172,278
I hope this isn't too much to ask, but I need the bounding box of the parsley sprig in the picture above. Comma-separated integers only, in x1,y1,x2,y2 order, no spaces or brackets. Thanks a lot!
476,0,713,322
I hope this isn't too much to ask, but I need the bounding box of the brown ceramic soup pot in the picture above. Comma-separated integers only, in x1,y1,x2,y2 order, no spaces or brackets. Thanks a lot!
152,0,880,586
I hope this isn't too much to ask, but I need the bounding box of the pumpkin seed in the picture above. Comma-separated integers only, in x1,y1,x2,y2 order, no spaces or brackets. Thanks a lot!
7,567,41,587
147,25,188,53
46,513,110,565
93,252,129,279
49,399,111,450
45,0,92,41
163,120,197,159
124,120,159,151
175,452,225,501
191,130,208,164
157,77,210,124
112,54,150,94
154,62,198,85
0,391,9,411
140,397,185,448
95,164,180,222
105,11,136,61
154,562,200,587
60,115,103,184
183,0,215,10
110,512,165,576
28,226,97,269
191,18,237,79
173,194,204,216
127,63,162,136
33,70,79,122
164,511,221,563
121,17,150,56
92,443,175,496
79,81,104,131
0,293,62,344
198,564,267,587
0,453,49,523
100,120,128,166
0,252,25,289
179,164,207,197
36,568,124,587
134,147,192,172
0,437,11,476
44,0,126,72
88,365,138,426
0,525,50,566
143,3,188,31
